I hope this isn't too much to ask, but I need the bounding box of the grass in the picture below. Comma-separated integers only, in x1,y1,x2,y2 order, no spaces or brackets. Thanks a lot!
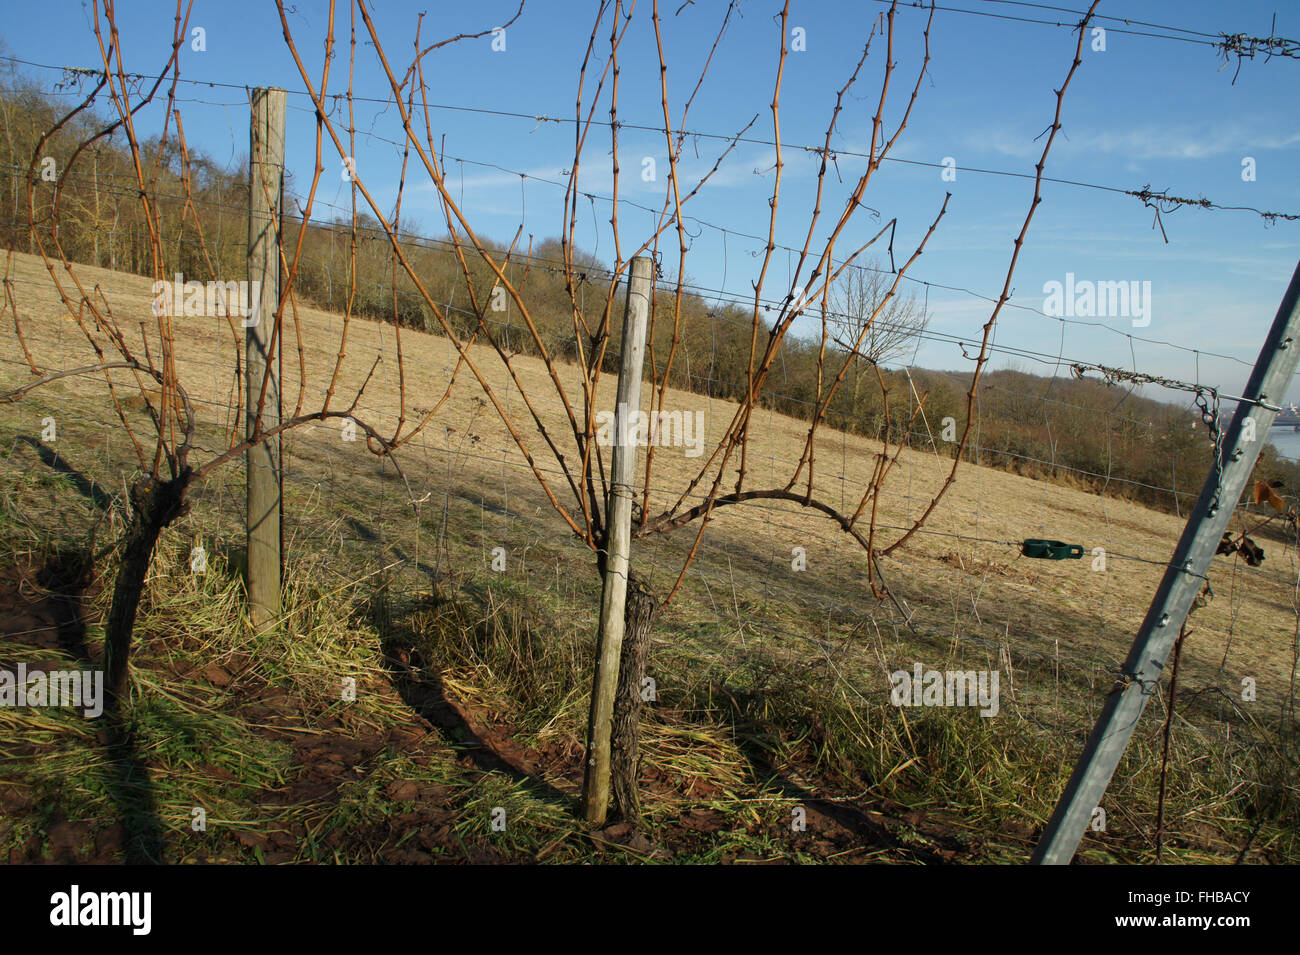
1,432,1294,866
2,433,1289,867
0,249,1296,863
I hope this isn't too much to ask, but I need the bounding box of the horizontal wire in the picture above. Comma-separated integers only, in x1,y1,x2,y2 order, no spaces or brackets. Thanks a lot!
4,50,1297,222
4,392,1293,672
8,343,1296,592
5,158,1293,380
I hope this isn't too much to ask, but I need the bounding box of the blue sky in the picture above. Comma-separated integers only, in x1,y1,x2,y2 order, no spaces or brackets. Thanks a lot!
4,0,1299,407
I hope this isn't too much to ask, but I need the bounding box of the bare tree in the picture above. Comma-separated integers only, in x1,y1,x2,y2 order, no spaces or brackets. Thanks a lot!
829,262,929,368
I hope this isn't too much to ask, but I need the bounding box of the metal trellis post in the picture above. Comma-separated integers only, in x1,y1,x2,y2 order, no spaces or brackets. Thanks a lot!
1032,259,1300,864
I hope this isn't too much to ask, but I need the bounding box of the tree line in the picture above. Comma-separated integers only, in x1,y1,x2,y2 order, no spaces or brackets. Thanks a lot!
4,65,1293,518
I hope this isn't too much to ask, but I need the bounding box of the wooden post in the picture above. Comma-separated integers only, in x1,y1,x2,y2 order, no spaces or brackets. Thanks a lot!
246,87,285,629
1032,258,1300,864
581,255,652,826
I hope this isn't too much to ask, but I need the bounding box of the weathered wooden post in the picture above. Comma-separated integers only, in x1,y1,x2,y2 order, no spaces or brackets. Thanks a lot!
246,87,285,629
581,255,652,826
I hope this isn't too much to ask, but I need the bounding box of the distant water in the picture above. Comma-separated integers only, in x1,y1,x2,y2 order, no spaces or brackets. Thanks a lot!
1267,426,1300,462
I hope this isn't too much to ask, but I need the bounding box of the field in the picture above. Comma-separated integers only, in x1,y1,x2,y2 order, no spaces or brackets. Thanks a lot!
1,250,1296,864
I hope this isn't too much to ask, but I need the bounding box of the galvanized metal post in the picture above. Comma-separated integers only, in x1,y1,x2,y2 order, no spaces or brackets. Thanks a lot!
1032,259,1300,864
581,255,652,826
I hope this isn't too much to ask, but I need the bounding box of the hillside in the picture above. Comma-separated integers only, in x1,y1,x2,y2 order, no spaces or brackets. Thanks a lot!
1,249,1297,863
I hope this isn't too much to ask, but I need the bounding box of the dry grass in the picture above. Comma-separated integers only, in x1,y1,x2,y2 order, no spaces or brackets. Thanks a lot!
5,251,1296,690
2,249,1297,862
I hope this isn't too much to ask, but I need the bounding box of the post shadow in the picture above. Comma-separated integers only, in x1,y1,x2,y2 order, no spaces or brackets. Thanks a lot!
367,591,574,814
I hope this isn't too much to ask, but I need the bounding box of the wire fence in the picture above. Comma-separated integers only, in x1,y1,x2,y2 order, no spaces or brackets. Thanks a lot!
2,0,1298,861
5,205,1297,755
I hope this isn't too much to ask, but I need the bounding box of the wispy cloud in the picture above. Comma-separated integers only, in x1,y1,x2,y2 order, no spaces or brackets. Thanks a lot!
964,121,1300,162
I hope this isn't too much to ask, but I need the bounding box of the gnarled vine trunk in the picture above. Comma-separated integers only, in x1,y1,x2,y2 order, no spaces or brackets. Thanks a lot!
103,471,191,708
610,572,657,825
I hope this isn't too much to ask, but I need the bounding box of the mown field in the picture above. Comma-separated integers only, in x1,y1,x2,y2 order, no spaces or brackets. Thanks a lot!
1,250,1295,864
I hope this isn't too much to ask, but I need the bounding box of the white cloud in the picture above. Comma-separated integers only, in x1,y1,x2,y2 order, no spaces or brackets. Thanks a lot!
963,121,1300,162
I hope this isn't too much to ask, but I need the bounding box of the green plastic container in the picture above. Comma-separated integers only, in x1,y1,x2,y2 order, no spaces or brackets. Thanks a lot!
1021,539,1084,560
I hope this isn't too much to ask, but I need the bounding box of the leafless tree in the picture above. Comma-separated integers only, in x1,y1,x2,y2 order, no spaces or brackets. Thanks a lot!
829,262,930,368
